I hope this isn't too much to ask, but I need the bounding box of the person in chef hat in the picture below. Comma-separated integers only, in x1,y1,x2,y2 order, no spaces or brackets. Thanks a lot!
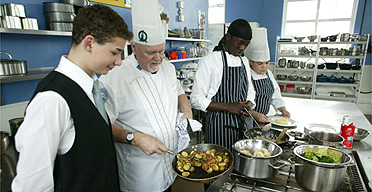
99,0,193,191
246,27,290,124
190,19,257,151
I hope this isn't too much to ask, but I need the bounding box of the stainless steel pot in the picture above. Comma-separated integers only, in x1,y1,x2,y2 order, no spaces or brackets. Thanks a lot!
232,139,285,179
308,131,344,147
291,145,353,192
49,22,73,31
43,2,74,13
0,51,27,76
340,33,350,42
278,58,286,68
61,0,90,7
44,12,75,23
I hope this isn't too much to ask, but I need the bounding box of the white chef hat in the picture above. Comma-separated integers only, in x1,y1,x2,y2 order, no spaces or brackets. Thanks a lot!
132,0,165,46
246,27,270,62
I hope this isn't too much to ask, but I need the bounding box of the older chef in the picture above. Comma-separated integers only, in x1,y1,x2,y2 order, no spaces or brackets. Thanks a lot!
99,0,192,191
190,19,256,150
246,27,290,123
12,4,132,191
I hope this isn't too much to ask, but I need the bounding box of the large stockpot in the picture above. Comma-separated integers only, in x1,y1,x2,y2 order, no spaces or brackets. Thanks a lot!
0,52,27,76
232,139,285,179
291,145,353,192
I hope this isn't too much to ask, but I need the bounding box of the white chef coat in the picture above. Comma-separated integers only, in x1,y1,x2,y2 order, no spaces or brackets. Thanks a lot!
190,51,256,111
12,56,98,192
250,69,285,113
99,54,184,192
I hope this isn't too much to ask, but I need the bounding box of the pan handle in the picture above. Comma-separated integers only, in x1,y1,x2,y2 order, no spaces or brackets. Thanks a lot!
225,125,245,133
268,160,287,170
288,157,303,166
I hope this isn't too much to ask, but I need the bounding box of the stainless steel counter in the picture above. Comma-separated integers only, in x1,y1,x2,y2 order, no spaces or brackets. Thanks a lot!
207,97,372,191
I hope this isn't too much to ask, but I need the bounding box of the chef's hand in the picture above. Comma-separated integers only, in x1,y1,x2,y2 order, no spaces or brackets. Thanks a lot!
279,106,291,118
227,100,252,116
180,109,193,120
132,132,167,155
251,111,269,123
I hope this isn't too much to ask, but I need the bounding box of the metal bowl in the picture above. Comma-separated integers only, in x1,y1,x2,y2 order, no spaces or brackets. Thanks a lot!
297,87,311,94
306,63,315,69
1,131,10,154
277,74,287,80
307,35,317,42
288,75,299,81
294,37,305,42
354,128,370,141
300,76,311,81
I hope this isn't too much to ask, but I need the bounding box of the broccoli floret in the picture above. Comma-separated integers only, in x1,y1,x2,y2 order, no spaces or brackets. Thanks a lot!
303,152,315,159
319,156,334,163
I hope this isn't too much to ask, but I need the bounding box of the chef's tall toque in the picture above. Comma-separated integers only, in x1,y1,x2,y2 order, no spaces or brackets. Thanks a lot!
132,0,165,46
246,27,270,62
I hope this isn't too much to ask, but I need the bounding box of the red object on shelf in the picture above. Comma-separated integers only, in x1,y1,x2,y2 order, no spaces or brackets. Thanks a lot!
169,51,178,60
285,84,295,93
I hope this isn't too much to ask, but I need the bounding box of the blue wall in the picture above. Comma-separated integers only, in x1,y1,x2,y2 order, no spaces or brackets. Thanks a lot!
226,0,371,65
0,0,208,105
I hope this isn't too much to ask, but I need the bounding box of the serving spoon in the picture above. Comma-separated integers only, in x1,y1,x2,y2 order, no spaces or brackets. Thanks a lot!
245,107,271,131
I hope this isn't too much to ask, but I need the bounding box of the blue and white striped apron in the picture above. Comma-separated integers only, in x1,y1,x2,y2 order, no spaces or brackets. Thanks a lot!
252,73,274,115
205,50,249,150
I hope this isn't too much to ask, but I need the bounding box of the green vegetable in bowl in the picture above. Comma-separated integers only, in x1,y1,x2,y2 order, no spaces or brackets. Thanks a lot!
302,146,341,163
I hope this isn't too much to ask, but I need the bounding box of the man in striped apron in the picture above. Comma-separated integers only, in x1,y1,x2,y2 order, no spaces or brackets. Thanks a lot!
246,28,290,124
190,19,256,150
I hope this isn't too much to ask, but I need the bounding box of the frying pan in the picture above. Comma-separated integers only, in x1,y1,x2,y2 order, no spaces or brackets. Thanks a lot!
226,126,289,145
171,144,234,183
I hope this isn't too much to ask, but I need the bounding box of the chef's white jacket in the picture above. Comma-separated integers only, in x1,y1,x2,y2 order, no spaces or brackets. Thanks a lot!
12,56,98,192
251,69,286,114
99,54,184,192
190,51,256,111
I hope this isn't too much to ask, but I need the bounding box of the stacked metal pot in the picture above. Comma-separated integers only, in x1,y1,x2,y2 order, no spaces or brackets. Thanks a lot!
43,0,89,31
0,51,27,76
0,3,38,30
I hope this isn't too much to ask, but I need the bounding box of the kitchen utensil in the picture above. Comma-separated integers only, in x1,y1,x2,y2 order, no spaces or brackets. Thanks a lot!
288,75,298,81
261,123,272,132
296,87,311,94
300,76,311,81
354,128,370,141
48,22,73,31
319,47,329,56
325,62,337,69
167,149,188,161
327,75,338,83
2,3,26,17
21,18,39,30
339,63,351,70
299,61,306,69
248,113,262,129
232,139,285,179
171,144,233,182
317,64,325,69
294,37,305,42
291,145,353,192
308,131,344,147
306,63,315,69
316,74,327,82
278,58,286,68
0,52,27,76
1,131,10,154
359,34,368,41
328,34,338,42
320,37,328,42
307,35,317,42
44,12,75,23
244,128,289,145
340,33,350,42
43,2,75,13
268,116,297,127
61,0,90,7
276,74,287,80
304,124,338,135
330,91,347,97
275,128,288,144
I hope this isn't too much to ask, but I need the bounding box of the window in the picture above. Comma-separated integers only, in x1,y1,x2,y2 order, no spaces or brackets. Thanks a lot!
208,0,225,24
282,0,359,37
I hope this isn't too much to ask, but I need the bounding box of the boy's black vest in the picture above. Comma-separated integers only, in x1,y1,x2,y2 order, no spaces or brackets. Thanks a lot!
29,71,120,192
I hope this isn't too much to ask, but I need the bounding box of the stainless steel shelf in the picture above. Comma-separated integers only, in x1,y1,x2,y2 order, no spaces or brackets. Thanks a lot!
277,54,315,58
278,41,317,45
317,69,362,74
314,95,357,102
0,28,72,36
277,80,313,85
168,58,201,63
315,82,359,87
166,37,210,42
275,68,314,72
318,55,364,59
282,92,311,98
0,67,55,84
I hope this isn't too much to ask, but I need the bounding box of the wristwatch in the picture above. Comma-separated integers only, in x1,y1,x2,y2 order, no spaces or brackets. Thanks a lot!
126,132,134,144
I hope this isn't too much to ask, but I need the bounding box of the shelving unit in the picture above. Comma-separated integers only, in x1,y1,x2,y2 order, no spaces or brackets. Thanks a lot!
0,28,72,36
273,35,370,103
0,67,55,84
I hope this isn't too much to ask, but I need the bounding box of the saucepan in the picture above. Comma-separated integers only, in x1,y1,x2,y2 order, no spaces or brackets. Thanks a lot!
171,143,234,182
308,131,344,148
243,128,289,145
0,51,28,76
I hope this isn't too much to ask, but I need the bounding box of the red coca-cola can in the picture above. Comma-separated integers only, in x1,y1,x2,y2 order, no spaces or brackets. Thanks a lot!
341,121,355,148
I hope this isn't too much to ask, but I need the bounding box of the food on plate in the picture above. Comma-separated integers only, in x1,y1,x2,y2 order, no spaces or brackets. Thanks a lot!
176,149,230,177
302,146,342,163
276,117,289,125
241,148,271,157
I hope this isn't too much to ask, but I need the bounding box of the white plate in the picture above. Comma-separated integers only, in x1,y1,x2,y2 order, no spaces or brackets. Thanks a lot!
268,116,297,127
304,124,338,135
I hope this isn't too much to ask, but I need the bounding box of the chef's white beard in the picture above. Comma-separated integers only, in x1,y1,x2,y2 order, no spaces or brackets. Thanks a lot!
148,61,161,73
